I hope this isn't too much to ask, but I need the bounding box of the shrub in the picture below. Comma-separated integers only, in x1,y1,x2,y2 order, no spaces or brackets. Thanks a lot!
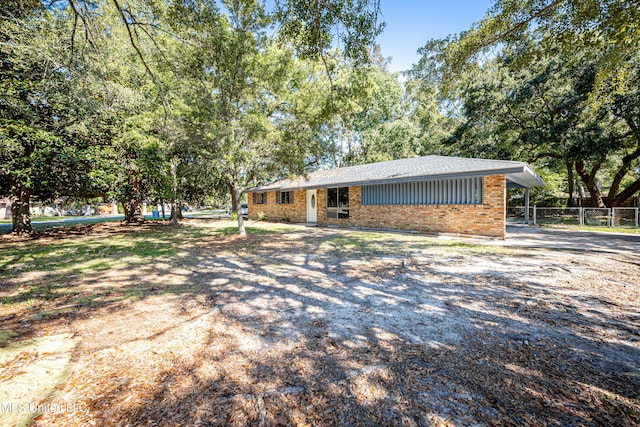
231,211,238,221
282,213,290,223
257,211,267,221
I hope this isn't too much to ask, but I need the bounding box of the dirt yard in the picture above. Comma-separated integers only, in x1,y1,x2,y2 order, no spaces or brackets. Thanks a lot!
1,220,638,426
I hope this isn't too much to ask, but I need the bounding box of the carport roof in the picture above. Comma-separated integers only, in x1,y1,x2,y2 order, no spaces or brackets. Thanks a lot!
247,155,545,192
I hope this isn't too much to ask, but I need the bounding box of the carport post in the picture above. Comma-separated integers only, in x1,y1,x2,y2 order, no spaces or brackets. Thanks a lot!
636,208,639,228
524,187,530,225
533,205,537,225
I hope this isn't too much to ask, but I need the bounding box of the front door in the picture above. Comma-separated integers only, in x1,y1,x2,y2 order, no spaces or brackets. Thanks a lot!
306,189,317,223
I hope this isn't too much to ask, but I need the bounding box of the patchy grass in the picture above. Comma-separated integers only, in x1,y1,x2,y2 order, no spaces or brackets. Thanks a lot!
1,230,175,273
0,216,177,234
509,220,640,234
316,230,514,258
543,224,640,234
0,216,123,230
0,219,638,426
0,221,298,309
0,330,17,346
213,225,298,235
566,226,640,234
183,209,228,218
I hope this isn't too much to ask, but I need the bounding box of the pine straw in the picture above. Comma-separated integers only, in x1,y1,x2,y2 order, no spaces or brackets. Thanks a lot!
0,221,638,426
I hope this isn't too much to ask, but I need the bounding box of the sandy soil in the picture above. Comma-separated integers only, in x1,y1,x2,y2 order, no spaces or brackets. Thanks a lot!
1,221,638,426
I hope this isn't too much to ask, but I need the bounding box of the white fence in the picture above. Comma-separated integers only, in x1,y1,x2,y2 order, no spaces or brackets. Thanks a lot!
508,206,640,228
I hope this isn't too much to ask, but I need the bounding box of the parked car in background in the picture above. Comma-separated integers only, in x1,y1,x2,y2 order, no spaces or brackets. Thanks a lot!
228,204,249,218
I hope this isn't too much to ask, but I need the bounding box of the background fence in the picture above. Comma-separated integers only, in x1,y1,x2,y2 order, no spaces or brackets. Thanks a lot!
508,206,640,228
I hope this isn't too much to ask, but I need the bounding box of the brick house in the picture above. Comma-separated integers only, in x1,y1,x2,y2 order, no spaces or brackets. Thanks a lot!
245,155,545,238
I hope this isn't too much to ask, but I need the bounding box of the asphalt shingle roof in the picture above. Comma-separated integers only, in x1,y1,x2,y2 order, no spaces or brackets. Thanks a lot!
247,155,545,192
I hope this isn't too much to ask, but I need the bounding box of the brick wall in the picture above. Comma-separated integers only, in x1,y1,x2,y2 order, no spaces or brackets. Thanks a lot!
247,174,507,238
319,175,506,238
247,189,307,223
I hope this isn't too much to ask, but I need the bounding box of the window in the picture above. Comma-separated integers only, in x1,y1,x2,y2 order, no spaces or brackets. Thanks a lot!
253,192,266,204
361,177,483,206
326,187,349,218
276,190,294,204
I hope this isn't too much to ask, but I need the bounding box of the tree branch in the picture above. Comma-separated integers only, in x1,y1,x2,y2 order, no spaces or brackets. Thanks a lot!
608,144,640,200
611,178,640,207
111,0,168,120
477,0,565,50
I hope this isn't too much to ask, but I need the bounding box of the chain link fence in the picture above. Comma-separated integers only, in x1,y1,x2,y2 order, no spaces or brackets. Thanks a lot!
583,208,610,226
507,206,639,228
612,207,638,227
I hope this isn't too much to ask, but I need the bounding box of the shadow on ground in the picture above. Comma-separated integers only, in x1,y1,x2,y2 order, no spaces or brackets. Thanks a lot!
1,221,638,426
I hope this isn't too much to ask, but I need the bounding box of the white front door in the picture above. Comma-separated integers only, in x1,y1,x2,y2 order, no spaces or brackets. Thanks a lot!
306,189,317,223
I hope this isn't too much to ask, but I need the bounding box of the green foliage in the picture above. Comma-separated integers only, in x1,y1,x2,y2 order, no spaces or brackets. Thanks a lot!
434,0,640,99
275,0,384,64
412,23,640,207
0,0,386,234
171,0,351,233
321,63,423,167
0,330,18,346
0,5,121,232
257,211,267,221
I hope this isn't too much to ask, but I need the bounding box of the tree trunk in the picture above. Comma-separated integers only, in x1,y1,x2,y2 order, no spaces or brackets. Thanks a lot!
10,182,32,234
610,178,640,207
229,183,237,214
607,145,640,205
121,198,130,219
232,183,246,235
577,182,586,199
584,181,606,208
169,159,179,225
566,161,578,207
125,197,144,222
170,202,179,225
125,173,145,223
575,160,606,208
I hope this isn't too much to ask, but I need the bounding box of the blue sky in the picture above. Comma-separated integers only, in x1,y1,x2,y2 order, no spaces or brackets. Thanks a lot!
377,0,493,72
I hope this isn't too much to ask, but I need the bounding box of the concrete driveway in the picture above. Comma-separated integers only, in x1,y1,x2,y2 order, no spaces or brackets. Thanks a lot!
497,224,640,255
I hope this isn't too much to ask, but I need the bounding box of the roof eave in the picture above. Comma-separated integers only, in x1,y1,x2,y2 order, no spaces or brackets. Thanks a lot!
506,165,546,188
247,165,546,192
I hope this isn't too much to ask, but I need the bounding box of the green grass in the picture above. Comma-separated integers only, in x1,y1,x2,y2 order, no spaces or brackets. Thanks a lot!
313,229,512,258
543,224,640,234
534,218,581,226
213,225,297,235
0,330,18,346
184,209,228,218
0,227,182,308
0,221,301,308
0,214,120,224
0,219,540,312
0,215,174,233
1,230,177,273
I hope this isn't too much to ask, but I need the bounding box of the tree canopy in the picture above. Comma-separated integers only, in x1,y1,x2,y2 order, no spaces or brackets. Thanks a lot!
409,0,640,208
2,0,639,234
0,0,386,233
